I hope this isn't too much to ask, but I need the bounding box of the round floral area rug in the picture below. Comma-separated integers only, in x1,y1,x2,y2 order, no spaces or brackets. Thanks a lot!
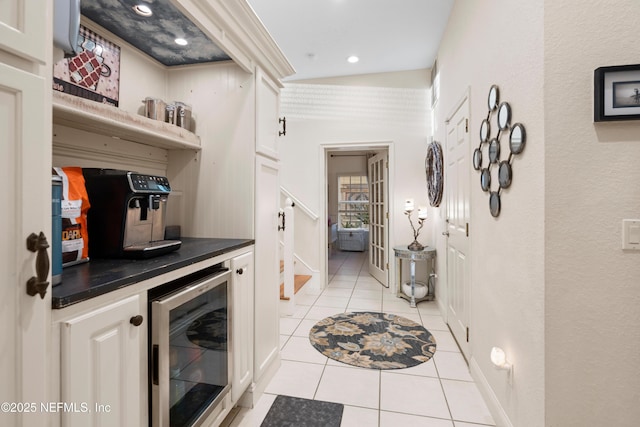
309,312,437,369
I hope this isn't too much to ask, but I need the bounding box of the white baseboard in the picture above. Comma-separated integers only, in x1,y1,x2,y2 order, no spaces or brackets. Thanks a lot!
469,357,513,427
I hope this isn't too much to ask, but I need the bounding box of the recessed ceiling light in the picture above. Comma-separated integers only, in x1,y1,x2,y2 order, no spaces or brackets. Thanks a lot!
347,55,359,64
175,38,188,46
133,4,153,17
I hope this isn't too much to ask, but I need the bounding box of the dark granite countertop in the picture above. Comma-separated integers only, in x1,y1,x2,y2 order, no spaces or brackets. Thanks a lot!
52,237,254,309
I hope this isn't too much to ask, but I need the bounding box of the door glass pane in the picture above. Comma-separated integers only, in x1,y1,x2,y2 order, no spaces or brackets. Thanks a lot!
338,175,369,228
169,282,228,425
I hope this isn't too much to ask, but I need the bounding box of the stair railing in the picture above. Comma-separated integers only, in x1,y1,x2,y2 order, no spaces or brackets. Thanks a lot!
281,197,295,315
281,186,318,221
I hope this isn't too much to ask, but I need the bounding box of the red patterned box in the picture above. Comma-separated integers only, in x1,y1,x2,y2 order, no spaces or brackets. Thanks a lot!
53,25,121,106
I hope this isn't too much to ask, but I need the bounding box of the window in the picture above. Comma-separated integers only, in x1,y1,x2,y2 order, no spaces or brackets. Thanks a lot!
338,175,369,228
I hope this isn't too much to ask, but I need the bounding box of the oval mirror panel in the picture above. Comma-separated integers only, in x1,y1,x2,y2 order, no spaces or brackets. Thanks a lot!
498,161,512,188
489,139,500,163
488,85,499,111
473,148,483,170
498,102,511,130
490,192,501,217
480,168,491,192
509,123,526,154
480,119,490,142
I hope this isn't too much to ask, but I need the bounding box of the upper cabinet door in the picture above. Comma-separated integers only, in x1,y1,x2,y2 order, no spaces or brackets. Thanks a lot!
255,68,281,160
0,0,47,63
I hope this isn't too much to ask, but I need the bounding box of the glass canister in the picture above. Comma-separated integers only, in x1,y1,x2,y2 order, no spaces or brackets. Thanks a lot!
52,176,63,286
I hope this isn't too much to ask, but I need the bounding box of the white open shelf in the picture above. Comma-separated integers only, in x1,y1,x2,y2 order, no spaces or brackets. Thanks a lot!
52,91,201,151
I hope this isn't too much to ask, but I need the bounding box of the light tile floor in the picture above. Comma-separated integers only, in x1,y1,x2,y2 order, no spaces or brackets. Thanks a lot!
226,250,496,427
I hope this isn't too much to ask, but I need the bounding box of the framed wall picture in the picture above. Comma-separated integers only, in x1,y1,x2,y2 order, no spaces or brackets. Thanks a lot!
594,64,640,122
53,25,121,106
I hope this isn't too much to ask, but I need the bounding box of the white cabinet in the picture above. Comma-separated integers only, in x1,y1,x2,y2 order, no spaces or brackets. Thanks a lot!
60,295,146,427
253,155,281,388
0,2,51,425
230,251,254,403
256,67,283,160
0,0,47,63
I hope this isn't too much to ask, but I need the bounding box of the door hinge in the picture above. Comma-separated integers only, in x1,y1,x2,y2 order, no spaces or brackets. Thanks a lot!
466,223,469,237
386,262,389,270
466,327,470,342
465,118,469,133
386,161,389,169
386,212,389,219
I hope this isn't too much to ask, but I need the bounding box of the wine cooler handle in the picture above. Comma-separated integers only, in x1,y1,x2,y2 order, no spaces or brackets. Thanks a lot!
26,232,50,299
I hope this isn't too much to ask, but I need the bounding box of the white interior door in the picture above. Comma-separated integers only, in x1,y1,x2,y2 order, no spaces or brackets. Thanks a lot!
368,152,388,286
445,96,471,359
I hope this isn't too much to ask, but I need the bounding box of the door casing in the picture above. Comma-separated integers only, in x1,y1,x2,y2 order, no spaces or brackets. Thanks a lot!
319,141,394,291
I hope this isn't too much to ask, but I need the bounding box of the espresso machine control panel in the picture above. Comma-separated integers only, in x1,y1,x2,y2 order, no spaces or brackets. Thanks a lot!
127,173,171,194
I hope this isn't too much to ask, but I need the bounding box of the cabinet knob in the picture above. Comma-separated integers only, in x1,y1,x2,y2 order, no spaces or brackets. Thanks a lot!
236,268,244,275
130,315,144,327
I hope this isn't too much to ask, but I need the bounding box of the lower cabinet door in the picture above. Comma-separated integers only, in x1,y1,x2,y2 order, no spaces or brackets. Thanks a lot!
60,295,145,427
231,250,254,403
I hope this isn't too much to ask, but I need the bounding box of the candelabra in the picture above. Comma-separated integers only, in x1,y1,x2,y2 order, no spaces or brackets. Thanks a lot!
403,199,427,251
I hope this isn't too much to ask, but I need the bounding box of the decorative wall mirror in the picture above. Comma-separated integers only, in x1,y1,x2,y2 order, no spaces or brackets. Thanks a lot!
497,102,511,130
488,139,500,163
488,85,499,111
509,123,526,154
489,192,501,217
473,85,527,217
480,119,490,142
425,140,444,207
480,169,491,191
498,161,512,188
473,148,482,170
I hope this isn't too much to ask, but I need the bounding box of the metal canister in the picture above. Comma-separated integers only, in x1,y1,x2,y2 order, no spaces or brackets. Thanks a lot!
142,97,167,121
52,176,63,286
165,103,176,125
174,102,192,130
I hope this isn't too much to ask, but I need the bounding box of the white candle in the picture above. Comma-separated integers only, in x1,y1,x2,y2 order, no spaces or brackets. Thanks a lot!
418,207,428,219
404,199,414,212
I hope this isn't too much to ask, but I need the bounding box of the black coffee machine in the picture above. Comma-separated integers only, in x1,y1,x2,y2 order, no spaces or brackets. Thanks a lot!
83,168,181,258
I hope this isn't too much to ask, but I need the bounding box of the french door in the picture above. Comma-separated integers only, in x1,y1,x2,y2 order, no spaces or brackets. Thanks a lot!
368,152,388,286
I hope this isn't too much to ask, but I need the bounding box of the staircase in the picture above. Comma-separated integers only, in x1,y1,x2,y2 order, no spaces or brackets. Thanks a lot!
279,260,311,301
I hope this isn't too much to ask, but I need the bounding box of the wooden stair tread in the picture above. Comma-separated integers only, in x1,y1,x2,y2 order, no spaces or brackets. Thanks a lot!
280,274,312,300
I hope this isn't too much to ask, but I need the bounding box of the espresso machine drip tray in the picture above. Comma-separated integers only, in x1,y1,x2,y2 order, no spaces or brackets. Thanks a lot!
123,239,182,258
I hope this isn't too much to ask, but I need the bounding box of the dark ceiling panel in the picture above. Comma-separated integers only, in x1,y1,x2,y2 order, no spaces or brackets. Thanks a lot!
81,0,231,66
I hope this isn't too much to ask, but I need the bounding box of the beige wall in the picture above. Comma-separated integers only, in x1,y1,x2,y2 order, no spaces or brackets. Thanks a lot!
544,1,640,426
433,1,545,426
437,0,640,426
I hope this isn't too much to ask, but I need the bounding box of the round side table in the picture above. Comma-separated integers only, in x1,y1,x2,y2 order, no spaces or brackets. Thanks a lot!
393,245,436,307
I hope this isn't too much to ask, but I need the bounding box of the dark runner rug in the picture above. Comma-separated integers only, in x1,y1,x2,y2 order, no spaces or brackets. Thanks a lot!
260,395,343,427
309,311,436,369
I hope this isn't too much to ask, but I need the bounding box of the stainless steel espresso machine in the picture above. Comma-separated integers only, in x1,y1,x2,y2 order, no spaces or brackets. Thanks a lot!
83,168,181,258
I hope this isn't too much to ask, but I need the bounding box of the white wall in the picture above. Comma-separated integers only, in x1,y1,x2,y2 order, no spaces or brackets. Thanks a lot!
544,2,640,426
296,69,430,89
280,80,430,278
167,62,255,239
433,1,545,426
